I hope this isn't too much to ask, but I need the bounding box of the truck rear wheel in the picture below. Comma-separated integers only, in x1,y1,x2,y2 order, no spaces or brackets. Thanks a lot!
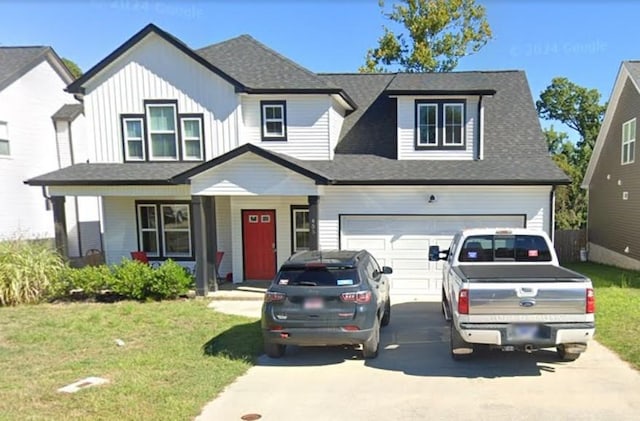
450,322,474,361
556,345,581,362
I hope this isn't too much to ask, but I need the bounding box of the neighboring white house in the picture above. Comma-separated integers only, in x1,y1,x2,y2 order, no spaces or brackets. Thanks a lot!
27,24,569,299
0,46,101,257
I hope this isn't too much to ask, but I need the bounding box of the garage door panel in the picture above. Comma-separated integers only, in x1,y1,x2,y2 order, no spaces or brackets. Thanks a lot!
341,214,525,298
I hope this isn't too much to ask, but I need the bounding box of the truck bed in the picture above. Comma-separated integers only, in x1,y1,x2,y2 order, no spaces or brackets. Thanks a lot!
456,264,587,282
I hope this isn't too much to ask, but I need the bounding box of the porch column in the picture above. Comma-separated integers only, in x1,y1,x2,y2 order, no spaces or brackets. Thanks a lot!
192,196,210,295
51,196,68,258
204,196,218,292
308,195,319,250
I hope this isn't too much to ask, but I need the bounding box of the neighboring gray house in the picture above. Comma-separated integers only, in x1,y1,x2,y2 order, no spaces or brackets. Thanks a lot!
0,46,101,256
27,24,568,298
583,61,640,270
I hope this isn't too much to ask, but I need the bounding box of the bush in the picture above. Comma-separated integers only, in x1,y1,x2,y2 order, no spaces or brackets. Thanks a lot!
53,265,113,299
111,259,155,300
0,238,65,306
149,259,193,299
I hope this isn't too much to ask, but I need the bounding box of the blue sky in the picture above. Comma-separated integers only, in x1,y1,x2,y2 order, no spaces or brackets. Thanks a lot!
1,0,639,136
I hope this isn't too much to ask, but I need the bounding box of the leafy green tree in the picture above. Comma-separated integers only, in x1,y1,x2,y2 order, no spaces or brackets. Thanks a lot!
536,78,606,230
61,58,82,79
361,0,492,73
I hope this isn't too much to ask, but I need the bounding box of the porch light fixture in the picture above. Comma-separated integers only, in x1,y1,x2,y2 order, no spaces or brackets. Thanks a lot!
428,194,437,203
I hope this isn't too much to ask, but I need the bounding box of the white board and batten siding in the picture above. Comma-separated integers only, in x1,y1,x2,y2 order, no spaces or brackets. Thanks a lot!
190,153,320,196
396,96,478,160
0,60,73,239
240,94,333,160
82,32,240,163
319,185,551,299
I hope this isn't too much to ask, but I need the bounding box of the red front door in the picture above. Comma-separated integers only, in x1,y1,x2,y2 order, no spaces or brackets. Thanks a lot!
242,210,276,280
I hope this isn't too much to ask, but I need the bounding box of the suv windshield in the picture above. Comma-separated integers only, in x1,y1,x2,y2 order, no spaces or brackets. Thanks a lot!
275,267,360,287
459,235,552,262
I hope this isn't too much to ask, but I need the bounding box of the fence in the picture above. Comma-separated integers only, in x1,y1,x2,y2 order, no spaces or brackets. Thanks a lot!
554,229,587,263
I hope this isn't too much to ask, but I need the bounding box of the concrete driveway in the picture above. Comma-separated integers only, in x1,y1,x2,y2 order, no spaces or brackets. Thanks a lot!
199,301,640,421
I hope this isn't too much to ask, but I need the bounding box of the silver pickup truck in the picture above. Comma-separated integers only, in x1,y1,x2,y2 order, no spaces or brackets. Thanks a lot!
429,228,595,362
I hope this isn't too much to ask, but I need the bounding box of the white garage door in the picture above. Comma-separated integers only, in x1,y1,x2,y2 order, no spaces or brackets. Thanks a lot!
340,215,525,299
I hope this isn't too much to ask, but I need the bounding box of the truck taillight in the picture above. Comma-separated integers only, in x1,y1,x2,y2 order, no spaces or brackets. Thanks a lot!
264,291,286,303
340,291,371,304
458,289,469,314
586,288,595,313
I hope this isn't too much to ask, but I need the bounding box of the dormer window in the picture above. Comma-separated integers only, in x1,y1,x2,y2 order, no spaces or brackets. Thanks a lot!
261,100,287,141
120,100,204,162
415,100,465,150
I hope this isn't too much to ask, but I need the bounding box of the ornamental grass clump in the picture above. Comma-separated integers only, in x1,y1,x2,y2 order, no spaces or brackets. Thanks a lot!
0,238,65,306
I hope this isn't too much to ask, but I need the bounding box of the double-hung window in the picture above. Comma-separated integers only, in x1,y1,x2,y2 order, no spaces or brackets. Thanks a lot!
622,118,636,165
291,206,310,252
137,205,159,257
415,100,465,149
444,103,464,146
0,122,9,156
261,101,287,141
123,117,144,160
137,202,193,259
181,117,203,161
417,104,437,146
122,101,204,162
147,103,178,160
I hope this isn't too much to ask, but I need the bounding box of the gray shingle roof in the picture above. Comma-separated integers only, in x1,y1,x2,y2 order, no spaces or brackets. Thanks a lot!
624,61,640,87
0,46,49,91
26,163,198,186
52,103,83,121
196,35,338,91
319,73,397,158
387,71,499,93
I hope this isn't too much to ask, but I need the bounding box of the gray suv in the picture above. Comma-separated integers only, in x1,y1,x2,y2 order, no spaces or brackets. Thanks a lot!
261,250,392,359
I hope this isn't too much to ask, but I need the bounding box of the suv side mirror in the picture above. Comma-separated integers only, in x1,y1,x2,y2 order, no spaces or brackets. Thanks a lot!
381,266,393,275
429,246,449,261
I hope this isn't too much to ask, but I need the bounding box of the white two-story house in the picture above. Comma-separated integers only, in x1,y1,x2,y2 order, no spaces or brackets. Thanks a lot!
1,46,101,257
27,24,568,298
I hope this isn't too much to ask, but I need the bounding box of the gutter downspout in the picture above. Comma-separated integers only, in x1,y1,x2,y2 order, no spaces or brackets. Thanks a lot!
550,186,556,242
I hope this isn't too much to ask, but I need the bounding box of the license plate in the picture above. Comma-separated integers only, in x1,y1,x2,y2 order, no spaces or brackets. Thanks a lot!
304,297,324,310
510,324,539,340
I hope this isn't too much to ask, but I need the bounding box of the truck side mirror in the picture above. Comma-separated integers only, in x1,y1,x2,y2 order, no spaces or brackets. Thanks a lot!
429,245,449,261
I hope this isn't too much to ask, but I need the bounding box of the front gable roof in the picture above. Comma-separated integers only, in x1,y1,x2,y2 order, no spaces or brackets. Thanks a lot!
0,46,73,92
66,24,244,94
172,143,331,184
582,61,640,188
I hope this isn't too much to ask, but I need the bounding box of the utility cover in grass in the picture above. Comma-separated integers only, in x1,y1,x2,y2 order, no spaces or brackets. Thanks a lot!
58,377,109,393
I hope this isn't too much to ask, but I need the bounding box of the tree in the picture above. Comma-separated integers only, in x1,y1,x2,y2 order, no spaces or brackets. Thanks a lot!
62,58,82,80
361,0,492,73
536,78,606,230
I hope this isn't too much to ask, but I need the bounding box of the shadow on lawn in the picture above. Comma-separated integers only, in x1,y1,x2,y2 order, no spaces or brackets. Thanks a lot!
202,320,262,362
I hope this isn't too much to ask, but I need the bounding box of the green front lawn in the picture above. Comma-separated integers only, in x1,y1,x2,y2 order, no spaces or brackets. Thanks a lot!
565,262,640,370
0,300,262,420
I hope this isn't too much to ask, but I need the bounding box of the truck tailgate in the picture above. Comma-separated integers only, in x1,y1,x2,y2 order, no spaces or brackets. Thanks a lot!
456,265,589,316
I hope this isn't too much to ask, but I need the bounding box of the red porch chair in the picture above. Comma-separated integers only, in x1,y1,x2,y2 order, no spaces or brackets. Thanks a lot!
130,251,149,264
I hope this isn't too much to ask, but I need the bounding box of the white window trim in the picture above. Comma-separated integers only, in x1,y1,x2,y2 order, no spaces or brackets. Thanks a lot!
123,117,145,161
417,103,438,147
621,118,636,165
443,103,465,146
262,103,285,138
146,103,179,161
137,204,159,257
180,117,203,161
160,204,192,258
292,208,310,252
0,121,9,157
